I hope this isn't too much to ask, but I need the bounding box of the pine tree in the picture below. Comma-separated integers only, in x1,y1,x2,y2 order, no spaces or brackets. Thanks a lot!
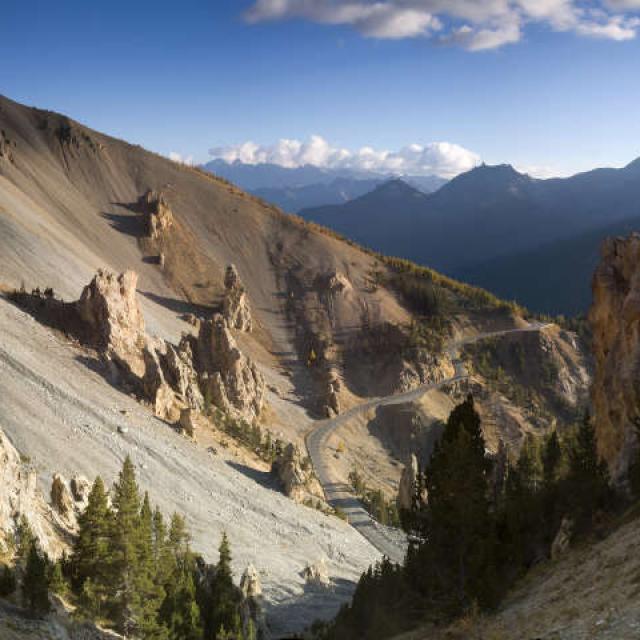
22,540,50,615
73,476,113,617
411,395,497,612
111,455,143,636
202,532,242,640
542,431,562,488
567,414,610,532
15,515,35,571
163,561,202,640
0,564,16,597
49,560,68,597
136,492,168,640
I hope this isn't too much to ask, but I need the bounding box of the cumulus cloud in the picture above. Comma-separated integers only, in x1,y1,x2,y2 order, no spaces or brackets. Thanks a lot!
208,136,481,178
244,0,640,49
169,151,194,166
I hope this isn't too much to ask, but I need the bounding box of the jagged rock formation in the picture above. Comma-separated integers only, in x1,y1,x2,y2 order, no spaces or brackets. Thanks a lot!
50,473,74,521
0,427,64,558
325,371,341,417
198,315,265,423
76,270,147,378
272,443,310,502
302,558,330,588
0,128,16,164
551,516,573,560
240,564,262,598
70,474,90,507
222,264,252,332
141,190,174,240
179,408,197,438
240,564,268,640
590,234,640,480
397,453,421,512
164,338,204,412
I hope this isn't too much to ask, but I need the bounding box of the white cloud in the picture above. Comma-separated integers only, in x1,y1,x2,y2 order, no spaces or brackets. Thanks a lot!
244,0,640,49
169,151,194,165
208,136,481,178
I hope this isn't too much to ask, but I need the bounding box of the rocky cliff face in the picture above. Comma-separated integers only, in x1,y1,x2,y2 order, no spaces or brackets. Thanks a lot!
590,234,640,481
198,315,265,423
76,270,147,378
141,190,174,240
0,428,65,558
222,264,253,332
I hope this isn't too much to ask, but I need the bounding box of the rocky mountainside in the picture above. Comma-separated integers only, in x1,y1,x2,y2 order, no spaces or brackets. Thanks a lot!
591,234,640,483
301,161,640,314
0,94,591,633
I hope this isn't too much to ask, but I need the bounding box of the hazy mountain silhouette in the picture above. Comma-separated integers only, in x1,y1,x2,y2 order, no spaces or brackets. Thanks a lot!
300,160,640,313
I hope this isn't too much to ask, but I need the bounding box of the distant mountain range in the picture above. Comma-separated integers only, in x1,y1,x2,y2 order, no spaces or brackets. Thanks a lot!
300,160,640,315
202,159,446,212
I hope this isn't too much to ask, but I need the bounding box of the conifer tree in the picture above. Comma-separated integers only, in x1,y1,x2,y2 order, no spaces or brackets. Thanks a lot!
542,431,562,488
136,492,168,640
22,540,50,615
73,476,113,616
567,413,610,532
412,395,497,612
202,532,242,639
111,455,143,636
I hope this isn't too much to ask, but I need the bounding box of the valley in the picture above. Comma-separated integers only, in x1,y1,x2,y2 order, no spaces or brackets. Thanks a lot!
0,90,635,640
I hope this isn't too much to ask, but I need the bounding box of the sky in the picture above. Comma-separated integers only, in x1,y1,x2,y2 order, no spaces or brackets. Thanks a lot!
2,0,640,178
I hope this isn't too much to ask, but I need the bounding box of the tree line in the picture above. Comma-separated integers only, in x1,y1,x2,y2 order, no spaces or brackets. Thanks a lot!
315,395,617,639
0,456,258,640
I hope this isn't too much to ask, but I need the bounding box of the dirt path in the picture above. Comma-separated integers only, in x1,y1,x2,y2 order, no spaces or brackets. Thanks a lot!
305,322,551,563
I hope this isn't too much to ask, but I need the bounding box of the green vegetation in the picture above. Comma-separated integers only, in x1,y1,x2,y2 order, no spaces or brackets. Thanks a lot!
348,469,400,528
464,336,580,425
0,458,257,639
209,409,278,463
315,398,615,640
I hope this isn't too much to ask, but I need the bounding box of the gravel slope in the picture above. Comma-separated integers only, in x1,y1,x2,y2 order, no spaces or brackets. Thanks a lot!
0,297,379,637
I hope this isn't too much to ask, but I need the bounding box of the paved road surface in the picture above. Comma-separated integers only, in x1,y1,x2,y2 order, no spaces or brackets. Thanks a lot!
305,322,550,564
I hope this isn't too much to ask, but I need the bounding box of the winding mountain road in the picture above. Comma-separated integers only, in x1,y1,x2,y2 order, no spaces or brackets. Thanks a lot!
305,322,550,564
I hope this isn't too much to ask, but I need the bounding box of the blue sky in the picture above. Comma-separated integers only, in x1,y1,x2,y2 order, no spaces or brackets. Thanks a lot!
2,0,640,177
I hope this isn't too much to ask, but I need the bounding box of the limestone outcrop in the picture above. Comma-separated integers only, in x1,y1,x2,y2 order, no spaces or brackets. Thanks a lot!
179,408,197,439
222,264,252,332
240,564,262,599
164,338,204,412
302,558,330,588
76,270,147,378
198,315,265,423
141,190,174,240
590,234,640,480
397,454,420,512
51,473,74,521
0,427,64,558
70,474,91,507
271,443,310,502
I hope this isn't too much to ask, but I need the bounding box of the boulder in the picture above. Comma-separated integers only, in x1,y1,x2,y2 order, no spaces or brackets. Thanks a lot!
302,558,331,588
76,270,147,378
222,264,252,332
272,443,309,502
198,315,264,422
